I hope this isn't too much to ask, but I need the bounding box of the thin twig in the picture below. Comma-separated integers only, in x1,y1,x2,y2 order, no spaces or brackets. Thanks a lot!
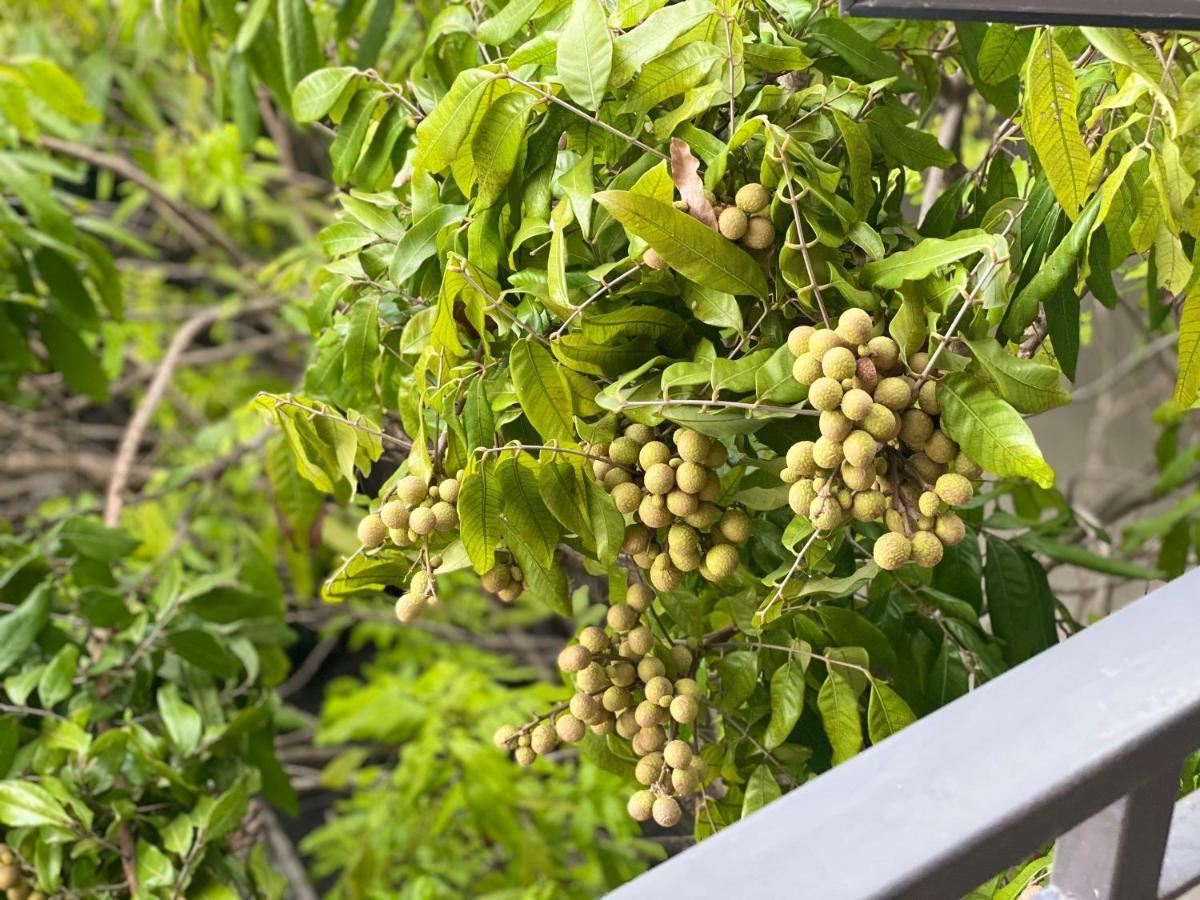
776,145,830,328
619,398,818,416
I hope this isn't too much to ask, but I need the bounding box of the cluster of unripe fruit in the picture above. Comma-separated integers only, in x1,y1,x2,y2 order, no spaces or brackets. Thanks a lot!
782,308,983,571
493,580,707,827
0,846,44,900
356,472,461,550
643,182,776,270
480,548,527,604
589,423,752,591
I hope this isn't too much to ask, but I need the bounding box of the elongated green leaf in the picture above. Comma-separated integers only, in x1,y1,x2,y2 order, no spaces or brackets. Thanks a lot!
558,0,613,110
977,24,1033,84
510,341,574,441
818,671,862,765
330,87,383,184
937,373,1054,488
463,377,495,451
0,781,72,829
806,17,916,91
610,0,715,86
1019,534,1163,580
866,683,916,744
584,477,625,564
764,652,806,750
1175,292,1200,407
0,584,50,676
624,43,721,115
742,764,782,818
985,535,1057,665
536,457,593,540
37,644,79,709
458,462,504,573
867,106,955,169
818,607,897,672
413,69,494,174
717,651,757,712
1081,27,1169,112
498,456,559,566
473,92,536,206
965,338,1071,413
1024,29,1091,219
292,67,359,121
744,41,812,73
861,231,1003,289
157,683,203,754
595,190,767,296
389,204,467,285
478,0,544,44
277,0,321,90
343,297,379,400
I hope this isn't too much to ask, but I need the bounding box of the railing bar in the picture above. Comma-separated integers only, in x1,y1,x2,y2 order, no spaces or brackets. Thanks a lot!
1160,791,1200,899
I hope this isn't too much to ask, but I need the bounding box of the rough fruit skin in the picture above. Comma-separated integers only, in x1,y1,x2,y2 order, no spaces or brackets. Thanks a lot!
627,625,655,656
837,308,874,346
788,325,815,356
576,662,610,694
643,463,676,495
899,409,935,447
717,508,752,544
911,531,945,568
875,377,913,411
954,452,983,480
357,514,388,548
935,473,973,506
664,739,693,769
841,461,876,492
673,767,701,795
852,490,887,522
812,436,844,470
841,388,874,421
924,431,957,464
935,511,967,546
379,501,409,530
918,379,940,414
607,603,640,632
627,582,655,613
556,714,586,743
808,376,844,412
396,474,428,504
705,543,740,579
670,693,699,723
918,490,940,518
531,723,558,754
862,403,897,441
653,795,683,827
819,410,854,442
627,790,656,821
718,205,749,239
843,430,878,468
514,746,537,767
609,436,641,466
821,346,856,381
432,500,458,530
643,248,668,270
866,335,901,372
637,441,671,469
789,480,817,516
409,507,437,535
736,182,770,213
786,441,816,474
809,494,844,530
792,352,823,386
742,215,776,249
481,562,513,592
873,532,912,571
611,482,643,514
675,462,708,495
808,329,844,358
675,428,711,463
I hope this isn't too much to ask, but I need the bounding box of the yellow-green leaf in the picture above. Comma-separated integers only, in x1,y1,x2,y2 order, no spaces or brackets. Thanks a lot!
413,68,494,174
1175,292,1200,408
1023,29,1091,219
965,338,1071,414
510,340,575,441
557,0,613,110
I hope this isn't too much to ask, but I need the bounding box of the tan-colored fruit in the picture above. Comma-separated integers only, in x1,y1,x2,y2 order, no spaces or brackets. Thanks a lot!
924,431,957,465
911,531,945,568
935,473,973,506
851,490,887,522
627,582,655,613
808,329,843,358
611,482,643,515
394,594,424,623
653,795,683,827
667,522,699,553
643,248,668,270
607,603,640,632
627,789,656,821
556,714,586,743
576,662,610,694
841,388,874,422
792,352,823,386
918,490,941,518
910,451,945,484
873,532,912,571
809,494,844,530
616,710,640,739
623,523,653,555
866,335,901,372
837,307,874,346
674,677,700,698
786,441,816,475
673,766,701,795
635,753,665,786
736,182,771,213
638,494,674,529
705,543,740,579
409,507,437,536
909,350,931,373
704,441,728,468
717,509,752,544
609,660,637,687
935,511,967,546
917,380,940,414
514,746,537,767
571,692,601,722
645,675,674,706
854,356,880,393
590,717,615,736
633,725,666,756
875,377,913,411
670,693,699,724
742,215,775,249
493,724,517,748
674,428,711,464
438,477,461,503
531,723,558,754
899,409,935,448
788,324,816,356
379,501,410,530
718,206,749,239
627,625,655,656
664,739,693,769
670,644,693,673
819,410,854,442
603,685,633,712
431,500,458,530
603,468,632,491
575,629,606,659
643,462,676,495
843,430,878,468
395,474,427,504
635,699,664,728
812,436,844,470
638,440,671,469
954,452,983,480
808,376,844,412
789,480,817,516
822,346,858,381
609,436,641,466
357,514,388,548
841,461,876,492
675,461,708,495
686,502,722,530
862,403,897,441
625,423,655,444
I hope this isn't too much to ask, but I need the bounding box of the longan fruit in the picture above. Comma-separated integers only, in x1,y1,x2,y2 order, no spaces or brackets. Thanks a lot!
639,440,672,469
431,500,458,530
674,428,712,463
607,603,640,632
627,582,655,613
672,766,701,795
705,543,740,579
841,461,876,492
954,452,983,480
675,461,708,495
638,494,674,529
822,346,858,381
874,377,913,411
625,423,655,444
514,746,537,767
531,722,558,755
918,490,941,518
380,501,410,530
924,431,957,465
789,480,818,516
899,409,935,448
918,380,940,414
820,410,854,442
717,508,752,544
792,352,823,386
669,693,699,724
357,514,388,548
493,724,517,748
627,789,656,821
635,753,665,786
736,182,770,214
851,490,887,522
786,441,817,476
873,532,912,571
911,531,944,568
935,473,973,506
863,403,897,441
704,441,728,468
808,329,844,358
808,376,844,412
843,430,878,469
836,307,874,346
395,594,424,623
664,739,693,769
612,482,644,514
841,388,874,422
409,507,437,536
609,437,641,466
788,324,816,356
718,206,749,240
633,725,666,756
742,216,775,249
396,474,428,504
623,523,653,555
627,625,655,656
644,463,676,495
866,335,901,373
653,795,683,827
556,714,586,743
667,489,700,518
809,494,844,530
935,511,967,546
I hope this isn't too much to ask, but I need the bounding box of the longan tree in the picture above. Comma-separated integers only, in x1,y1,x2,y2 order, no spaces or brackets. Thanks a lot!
249,1,1198,838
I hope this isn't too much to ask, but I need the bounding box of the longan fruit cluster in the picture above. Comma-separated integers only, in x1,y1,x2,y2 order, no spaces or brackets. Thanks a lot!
589,423,751,591
494,581,707,825
480,549,527,604
357,472,462,550
393,559,441,623
643,181,776,269
0,846,44,900
782,308,983,571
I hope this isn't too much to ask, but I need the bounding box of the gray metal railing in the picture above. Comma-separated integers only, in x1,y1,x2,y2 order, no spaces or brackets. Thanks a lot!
609,568,1200,900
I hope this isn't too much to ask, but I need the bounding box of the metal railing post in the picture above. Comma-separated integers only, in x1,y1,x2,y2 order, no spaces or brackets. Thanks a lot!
1042,766,1180,899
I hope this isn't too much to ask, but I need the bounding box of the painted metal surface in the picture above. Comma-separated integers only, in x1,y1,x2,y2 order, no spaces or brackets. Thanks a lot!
840,0,1200,29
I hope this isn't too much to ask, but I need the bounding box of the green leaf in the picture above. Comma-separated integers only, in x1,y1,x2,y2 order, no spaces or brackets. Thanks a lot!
584,477,625,564
136,841,176,890
478,0,544,44
867,106,955,169
867,682,916,744
389,204,467,285
37,312,108,402
806,17,916,91
976,24,1033,84
557,0,613,110
37,644,79,709
595,190,768,297
1023,29,1091,219
610,0,715,87
937,373,1054,488
168,629,242,679
624,43,721,115
763,651,806,750
965,338,1071,413
0,584,50,676
817,607,897,673
200,778,250,841
413,69,494,174
292,67,359,122
497,456,559,567
277,0,322,91
330,87,383,184
343,297,379,400
1018,534,1162,581
984,535,1057,666
458,462,504,573
473,92,537,207
860,231,1003,289
0,781,72,829
157,683,203,755
510,341,574,442
34,248,97,329
818,671,863,765
1175,292,1200,407
741,763,782,818
717,651,758,712
57,517,139,560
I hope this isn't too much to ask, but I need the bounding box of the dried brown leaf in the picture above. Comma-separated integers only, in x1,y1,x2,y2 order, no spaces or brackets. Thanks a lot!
669,137,718,230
